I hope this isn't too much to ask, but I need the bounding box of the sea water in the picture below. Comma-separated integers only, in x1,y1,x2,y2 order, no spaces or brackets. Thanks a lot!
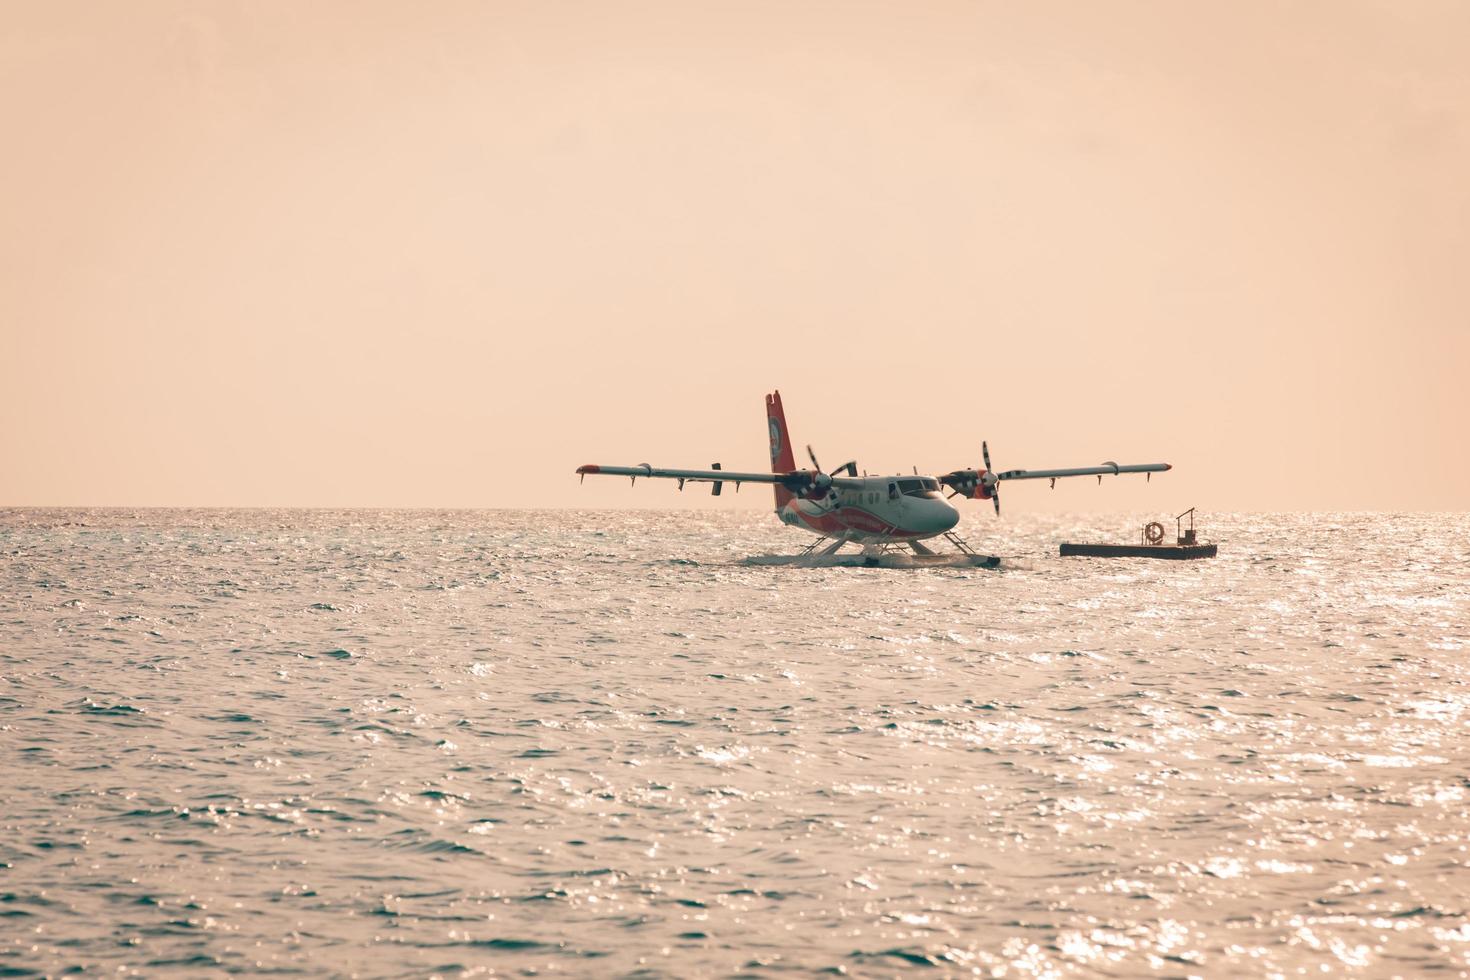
2,509,1468,977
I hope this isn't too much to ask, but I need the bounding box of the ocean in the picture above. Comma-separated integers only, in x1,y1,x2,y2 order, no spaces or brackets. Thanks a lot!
2,508,1467,977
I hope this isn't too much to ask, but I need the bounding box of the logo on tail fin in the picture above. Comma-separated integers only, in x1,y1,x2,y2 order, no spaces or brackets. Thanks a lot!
769,419,782,463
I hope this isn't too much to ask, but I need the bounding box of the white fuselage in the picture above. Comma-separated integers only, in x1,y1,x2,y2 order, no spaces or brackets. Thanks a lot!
778,476,960,543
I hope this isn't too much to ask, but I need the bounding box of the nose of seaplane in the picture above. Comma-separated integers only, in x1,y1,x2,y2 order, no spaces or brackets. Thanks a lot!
923,497,961,535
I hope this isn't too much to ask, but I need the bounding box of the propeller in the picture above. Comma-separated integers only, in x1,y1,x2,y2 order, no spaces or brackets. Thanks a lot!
788,444,830,501
983,441,1000,516
798,445,856,501
937,441,1001,515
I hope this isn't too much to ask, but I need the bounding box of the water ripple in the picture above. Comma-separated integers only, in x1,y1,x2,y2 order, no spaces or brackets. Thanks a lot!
1,508,1467,976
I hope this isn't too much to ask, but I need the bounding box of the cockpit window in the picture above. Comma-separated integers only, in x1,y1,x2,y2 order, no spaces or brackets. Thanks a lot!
898,478,942,498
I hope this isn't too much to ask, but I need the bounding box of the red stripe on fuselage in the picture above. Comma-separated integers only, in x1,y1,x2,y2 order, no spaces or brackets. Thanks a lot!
788,504,926,540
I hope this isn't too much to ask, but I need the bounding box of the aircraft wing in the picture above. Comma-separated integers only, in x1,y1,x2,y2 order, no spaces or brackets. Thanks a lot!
578,464,779,485
996,462,1171,482
938,447,1170,507
576,463,864,491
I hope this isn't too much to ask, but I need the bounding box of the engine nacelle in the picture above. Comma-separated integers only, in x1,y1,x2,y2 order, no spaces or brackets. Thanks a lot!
939,468,993,500
798,470,833,501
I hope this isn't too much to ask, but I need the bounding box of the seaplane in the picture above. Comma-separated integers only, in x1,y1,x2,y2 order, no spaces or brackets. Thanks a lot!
576,391,1171,567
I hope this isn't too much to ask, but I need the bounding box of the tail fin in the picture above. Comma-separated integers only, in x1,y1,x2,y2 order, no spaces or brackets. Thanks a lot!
766,391,797,510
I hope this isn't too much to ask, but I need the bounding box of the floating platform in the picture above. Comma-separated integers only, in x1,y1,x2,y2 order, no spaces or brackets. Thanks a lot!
1059,542,1217,560
1060,507,1218,560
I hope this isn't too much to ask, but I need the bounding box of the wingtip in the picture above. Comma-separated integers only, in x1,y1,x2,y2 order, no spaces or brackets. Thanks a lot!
576,464,600,475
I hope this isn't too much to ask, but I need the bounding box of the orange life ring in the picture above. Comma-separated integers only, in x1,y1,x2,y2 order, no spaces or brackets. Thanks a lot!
1143,521,1165,545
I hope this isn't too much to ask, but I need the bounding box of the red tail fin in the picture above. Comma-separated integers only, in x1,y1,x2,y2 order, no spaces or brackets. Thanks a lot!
766,391,797,510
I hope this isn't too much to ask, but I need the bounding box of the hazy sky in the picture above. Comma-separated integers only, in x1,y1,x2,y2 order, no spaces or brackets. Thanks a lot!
4,1,1467,510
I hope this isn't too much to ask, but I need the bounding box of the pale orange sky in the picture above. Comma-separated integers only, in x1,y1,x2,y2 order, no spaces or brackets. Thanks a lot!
3,1,1467,510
